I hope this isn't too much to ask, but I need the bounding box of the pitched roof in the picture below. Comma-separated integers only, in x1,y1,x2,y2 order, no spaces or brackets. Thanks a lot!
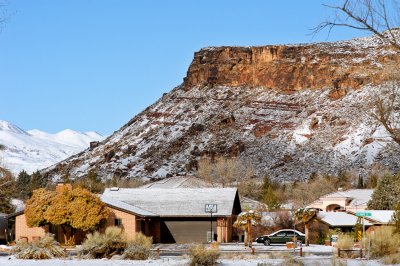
100,195,158,217
310,189,374,209
317,211,373,227
102,187,240,217
346,210,394,224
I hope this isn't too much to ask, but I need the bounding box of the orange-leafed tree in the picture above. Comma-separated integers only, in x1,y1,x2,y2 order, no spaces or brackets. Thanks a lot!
25,186,109,245
25,188,56,227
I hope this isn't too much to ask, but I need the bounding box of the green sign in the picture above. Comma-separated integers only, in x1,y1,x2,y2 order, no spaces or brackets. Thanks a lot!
355,211,372,217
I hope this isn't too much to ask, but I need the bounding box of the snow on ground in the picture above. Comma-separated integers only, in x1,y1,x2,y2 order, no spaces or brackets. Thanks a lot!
0,256,385,266
0,244,386,266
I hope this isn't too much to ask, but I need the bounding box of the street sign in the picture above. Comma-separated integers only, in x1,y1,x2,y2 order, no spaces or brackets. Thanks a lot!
355,211,372,217
205,204,217,213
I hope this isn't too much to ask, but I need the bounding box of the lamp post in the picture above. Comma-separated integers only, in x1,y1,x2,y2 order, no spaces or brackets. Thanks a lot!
205,204,217,242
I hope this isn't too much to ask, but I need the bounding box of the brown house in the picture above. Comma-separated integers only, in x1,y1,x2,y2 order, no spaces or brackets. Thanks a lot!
12,187,241,244
101,187,242,243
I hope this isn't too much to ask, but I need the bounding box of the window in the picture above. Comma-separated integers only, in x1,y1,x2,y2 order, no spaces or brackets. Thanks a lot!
115,218,122,227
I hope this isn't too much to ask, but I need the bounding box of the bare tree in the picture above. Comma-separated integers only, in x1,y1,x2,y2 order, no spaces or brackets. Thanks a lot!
371,82,400,145
197,156,254,188
314,0,400,50
315,0,400,145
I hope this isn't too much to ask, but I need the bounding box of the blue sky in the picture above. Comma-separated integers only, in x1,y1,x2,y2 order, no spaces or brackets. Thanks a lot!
0,1,368,135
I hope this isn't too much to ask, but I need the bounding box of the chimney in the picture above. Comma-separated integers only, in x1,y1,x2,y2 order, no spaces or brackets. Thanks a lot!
56,182,72,194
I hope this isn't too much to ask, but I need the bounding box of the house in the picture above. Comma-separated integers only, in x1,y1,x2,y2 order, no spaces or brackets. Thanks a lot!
102,187,241,243
308,189,374,212
12,183,241,244
317,210,394,232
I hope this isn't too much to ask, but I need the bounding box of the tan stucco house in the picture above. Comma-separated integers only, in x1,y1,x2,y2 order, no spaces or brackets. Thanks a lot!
308,189,374,212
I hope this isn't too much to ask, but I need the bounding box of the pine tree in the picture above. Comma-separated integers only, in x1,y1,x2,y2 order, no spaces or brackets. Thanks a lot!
368,173,400,210
31,170,47,191
357,175,364,189
15,170,32,199
263,186,280,211
261,175,280,210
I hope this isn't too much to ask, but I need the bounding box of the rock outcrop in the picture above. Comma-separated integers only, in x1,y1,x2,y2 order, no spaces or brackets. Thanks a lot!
184,40,399,91
44,33,400,181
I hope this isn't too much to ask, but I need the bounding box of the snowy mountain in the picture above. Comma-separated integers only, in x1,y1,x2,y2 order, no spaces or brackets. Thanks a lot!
44,33,400,181
0,120,104,175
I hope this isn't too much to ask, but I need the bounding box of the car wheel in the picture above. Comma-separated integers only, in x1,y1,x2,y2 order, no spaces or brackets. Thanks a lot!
264,239,271,246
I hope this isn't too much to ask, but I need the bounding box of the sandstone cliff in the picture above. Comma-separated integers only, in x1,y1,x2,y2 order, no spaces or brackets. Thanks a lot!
44,33,400,181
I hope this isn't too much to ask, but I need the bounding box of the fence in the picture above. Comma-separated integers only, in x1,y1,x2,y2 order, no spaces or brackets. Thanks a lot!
337,248,363,258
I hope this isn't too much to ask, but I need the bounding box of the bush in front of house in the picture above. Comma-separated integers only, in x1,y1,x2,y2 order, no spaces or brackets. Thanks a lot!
189,245,220,266
12,234,66,259
80,226,127,259
366,226,400,260
123,232,152,260
335,233,354,250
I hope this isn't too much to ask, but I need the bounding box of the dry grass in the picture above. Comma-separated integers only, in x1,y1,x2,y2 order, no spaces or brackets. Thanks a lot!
123,232,153,260
79,226,127,259
336,233,354,250
189,245,220,266
279,254,304,266
12,234,65,259
382,252,400,265
365,226,400,259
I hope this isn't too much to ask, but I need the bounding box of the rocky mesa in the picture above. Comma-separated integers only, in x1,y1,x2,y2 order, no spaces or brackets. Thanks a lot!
44,33,400,182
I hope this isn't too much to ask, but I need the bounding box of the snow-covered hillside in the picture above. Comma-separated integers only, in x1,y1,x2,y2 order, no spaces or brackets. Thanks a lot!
43,33,400,181
0,120,104,175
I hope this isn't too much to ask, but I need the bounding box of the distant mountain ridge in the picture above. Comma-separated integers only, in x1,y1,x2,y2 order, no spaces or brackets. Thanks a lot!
0,120,104,174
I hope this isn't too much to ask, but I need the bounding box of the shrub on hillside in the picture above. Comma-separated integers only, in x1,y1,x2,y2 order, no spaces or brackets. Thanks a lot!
365,226,400,259
189,245,220,266
123,232,152,260
79,226,127,259
12,234,65,259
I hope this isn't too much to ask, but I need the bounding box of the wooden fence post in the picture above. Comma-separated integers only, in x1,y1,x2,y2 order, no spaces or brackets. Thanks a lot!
300,247,303,257
251,247,255,255
338,248,341,258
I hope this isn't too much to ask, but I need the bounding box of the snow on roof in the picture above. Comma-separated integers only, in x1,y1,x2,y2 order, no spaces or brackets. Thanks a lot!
241,196,267,210
102,187,239,217
320,189,374,206
100,195,157,217
367,210,394,223
345,189,374,207
346,210,395,224
318,211,373,227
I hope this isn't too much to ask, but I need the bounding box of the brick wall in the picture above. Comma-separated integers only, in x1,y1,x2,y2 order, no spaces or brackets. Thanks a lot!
15,214,48,242
104,207,137,239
